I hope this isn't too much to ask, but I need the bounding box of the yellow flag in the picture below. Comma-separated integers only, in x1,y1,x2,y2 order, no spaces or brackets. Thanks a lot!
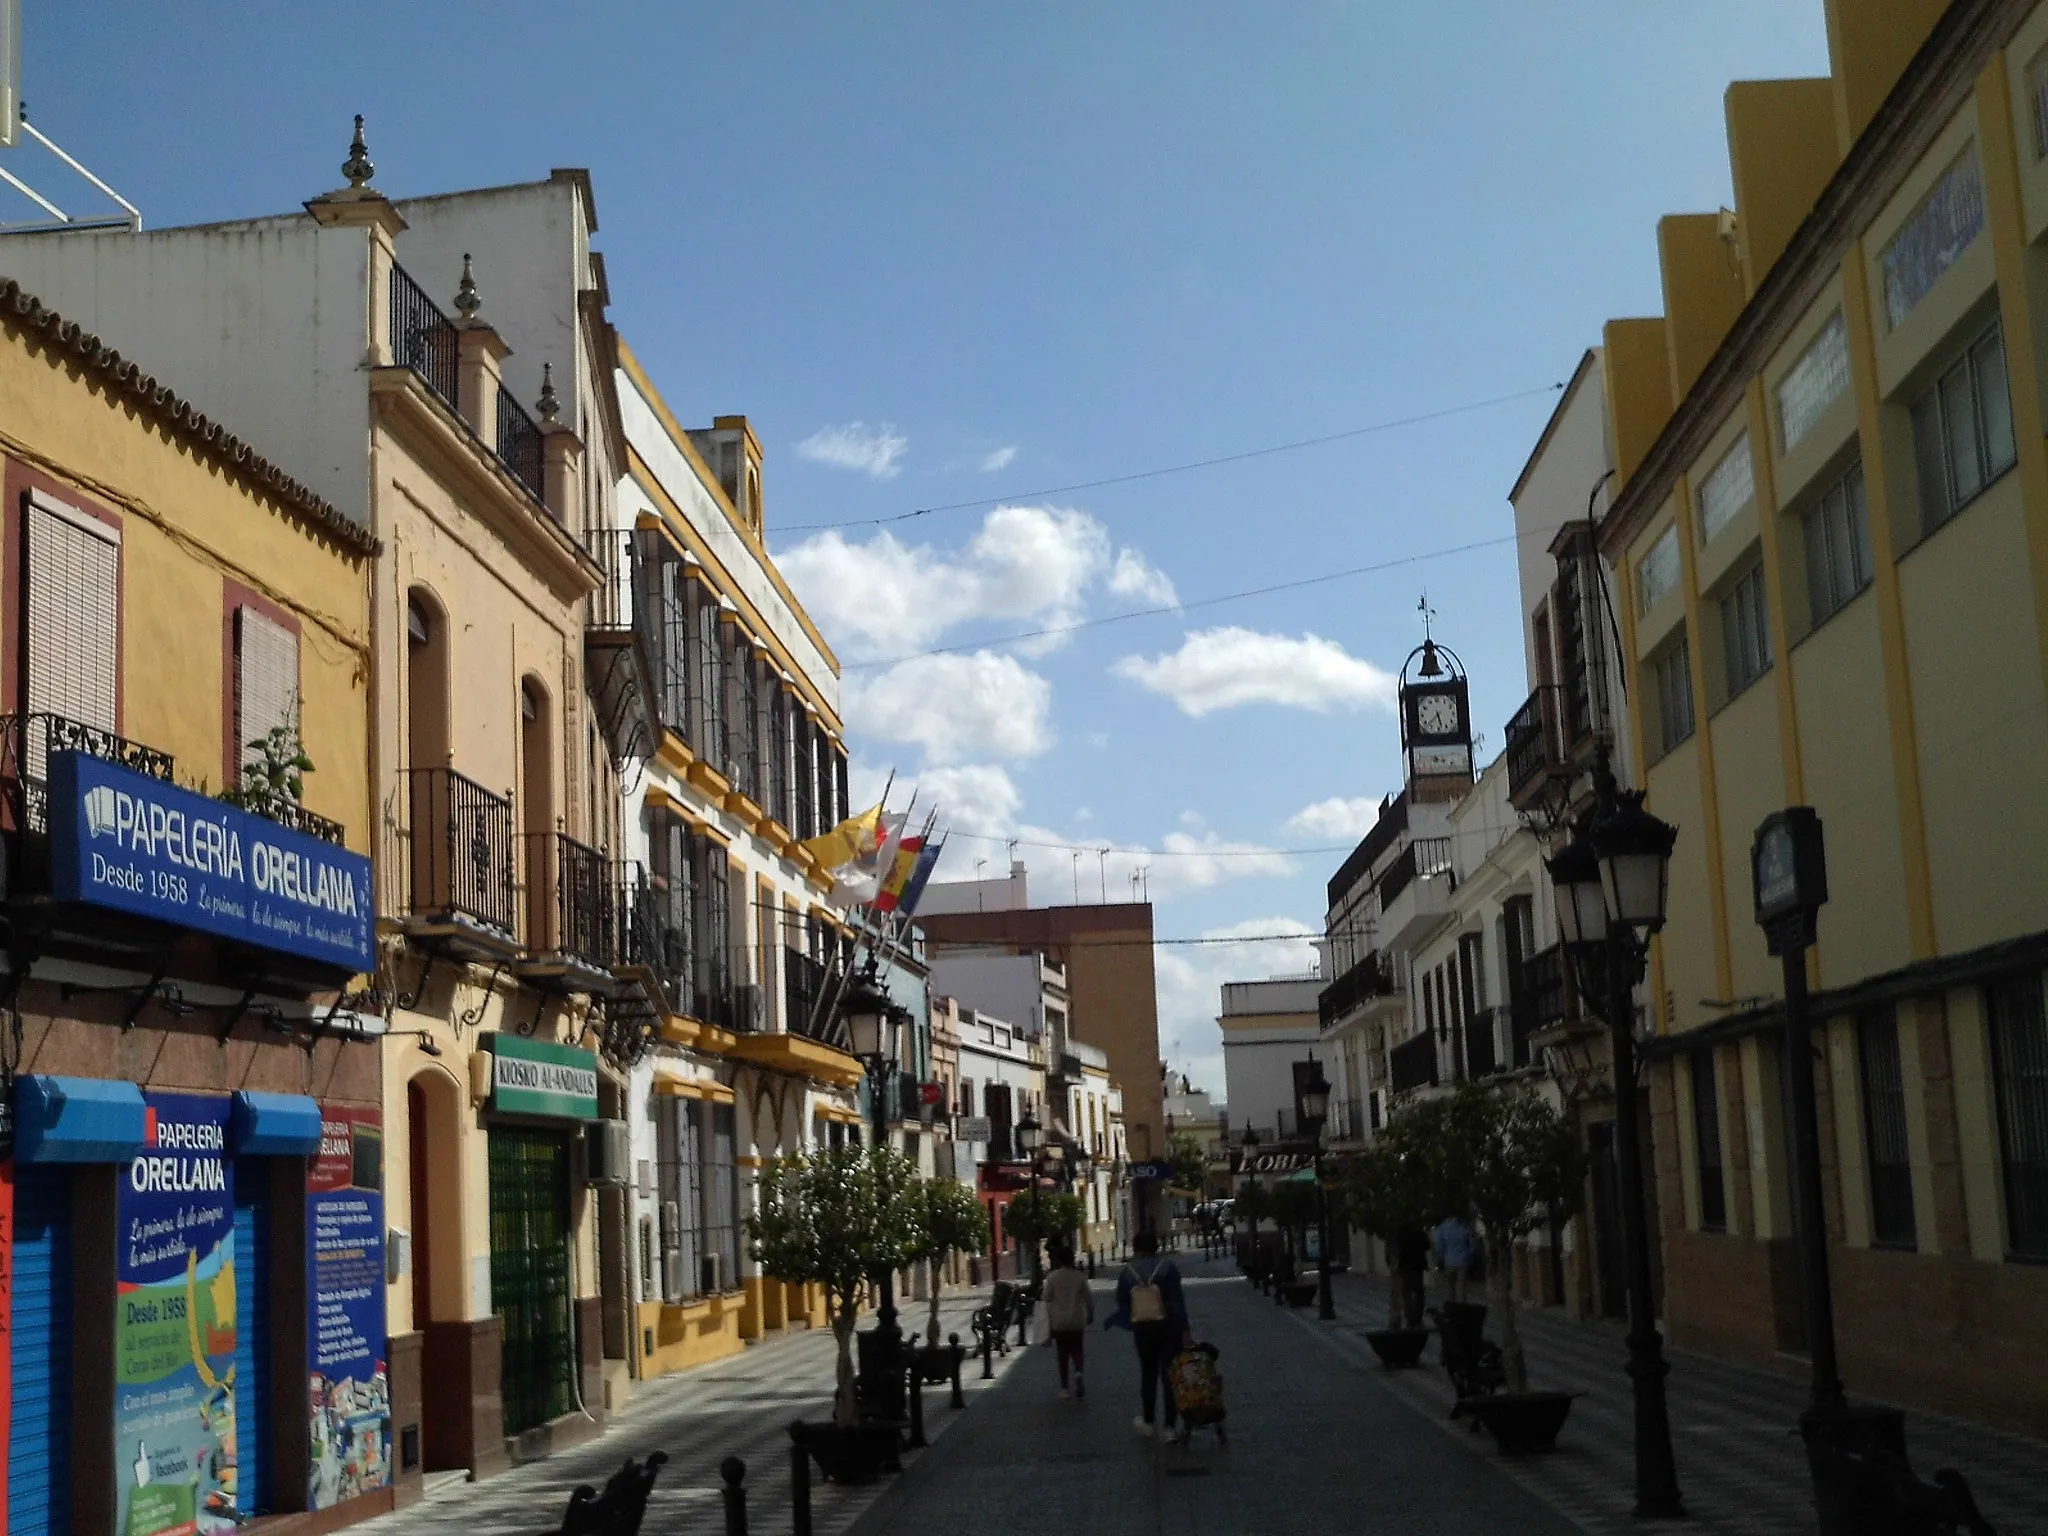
800,804,883,872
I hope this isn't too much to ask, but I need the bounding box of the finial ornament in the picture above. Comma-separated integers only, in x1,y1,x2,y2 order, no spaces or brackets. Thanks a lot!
342,115,375,189
537,363,561,424
454,254,481,318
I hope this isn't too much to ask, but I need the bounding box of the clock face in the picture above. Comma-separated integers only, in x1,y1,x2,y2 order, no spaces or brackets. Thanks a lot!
1415,692,1462,737
1755,824,1798,913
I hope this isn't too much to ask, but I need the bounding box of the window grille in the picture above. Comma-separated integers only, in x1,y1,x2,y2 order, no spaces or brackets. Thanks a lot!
1857,1009,1917,1250
1987,973,2048,1260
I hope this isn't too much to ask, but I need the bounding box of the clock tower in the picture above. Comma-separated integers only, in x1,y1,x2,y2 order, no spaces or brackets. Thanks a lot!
1400,605,1473,802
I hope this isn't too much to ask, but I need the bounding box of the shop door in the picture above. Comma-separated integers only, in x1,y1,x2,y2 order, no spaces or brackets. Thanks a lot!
1588,1122,1628,1319
488,1130,574,1436
9,1165,73,1536
232,1169,271,1516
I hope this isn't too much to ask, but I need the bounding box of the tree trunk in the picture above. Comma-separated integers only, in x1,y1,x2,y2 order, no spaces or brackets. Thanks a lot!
1489,1234,1528,1393
831,1294,860,1426
926,1252,944,1348
1384,1239,1403,1328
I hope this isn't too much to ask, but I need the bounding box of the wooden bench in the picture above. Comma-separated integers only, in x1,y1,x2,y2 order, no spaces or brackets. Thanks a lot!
556,1451,667,1536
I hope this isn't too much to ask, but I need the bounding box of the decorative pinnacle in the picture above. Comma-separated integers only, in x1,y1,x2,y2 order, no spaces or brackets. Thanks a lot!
454,254,481,318
342,115,375,189
537,362,561,424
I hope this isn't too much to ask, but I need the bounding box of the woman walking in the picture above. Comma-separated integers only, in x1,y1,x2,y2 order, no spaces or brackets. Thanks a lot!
1041,1245,1094,1398
1107,1231,1186,1437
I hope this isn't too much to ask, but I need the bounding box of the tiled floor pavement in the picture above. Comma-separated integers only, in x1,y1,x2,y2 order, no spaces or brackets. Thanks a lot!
355,1287,1014,1536
1310,1264,2048,1536
848,1254,1581,1536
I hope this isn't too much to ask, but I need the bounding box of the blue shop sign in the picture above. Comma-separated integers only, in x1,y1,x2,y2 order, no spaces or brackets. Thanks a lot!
49,750,374,973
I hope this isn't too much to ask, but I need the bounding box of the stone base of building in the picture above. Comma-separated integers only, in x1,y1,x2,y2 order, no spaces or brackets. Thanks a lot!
387,1331,426,1507
245,1488,397,1535
421,1316,510,1481
638,1293,749,1377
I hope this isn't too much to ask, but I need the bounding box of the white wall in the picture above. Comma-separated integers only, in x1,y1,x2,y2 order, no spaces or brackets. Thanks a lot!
1221,1023,1324,1140
931,954,1045,1036
917,862,1029,915
0,217,374,521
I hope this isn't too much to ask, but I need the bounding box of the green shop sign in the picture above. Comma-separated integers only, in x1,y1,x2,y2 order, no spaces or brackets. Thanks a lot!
486,1034,599,1119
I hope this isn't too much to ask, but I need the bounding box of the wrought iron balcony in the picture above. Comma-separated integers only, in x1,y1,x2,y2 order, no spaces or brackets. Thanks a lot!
404,766,517,935
389,263,459,414
1318,950,1396,1028
1465,1006,1499,1080
0,713,176,888
523,830,614,972
256,796,347,847
1506,684,1569,806
496,381,546,504
1389,1030,1439,1094
1527,942,1568,1031
784,946,832,1040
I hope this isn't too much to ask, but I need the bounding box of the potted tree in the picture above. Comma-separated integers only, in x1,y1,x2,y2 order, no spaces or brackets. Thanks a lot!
746,1144,923,1481
1434,1083,1588,1453
1233,1180,1273,1286
1336,1126,1441,1366
908,1177,990,1382
1267,1178,1322,1306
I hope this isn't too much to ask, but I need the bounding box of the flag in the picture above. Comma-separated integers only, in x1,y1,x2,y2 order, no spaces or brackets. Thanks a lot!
800,804,885,873
829,811,904,908
874,834,925,914
896,837,945,917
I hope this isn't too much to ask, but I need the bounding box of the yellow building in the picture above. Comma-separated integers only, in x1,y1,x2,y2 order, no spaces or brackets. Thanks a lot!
1592,0,2048,1435
0,278,380,1530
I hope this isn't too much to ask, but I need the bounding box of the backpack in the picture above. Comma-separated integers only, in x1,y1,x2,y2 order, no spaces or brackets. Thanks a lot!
1126,1259,1168,1324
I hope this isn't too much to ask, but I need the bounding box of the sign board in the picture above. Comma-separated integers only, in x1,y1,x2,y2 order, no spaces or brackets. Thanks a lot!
116,1092,235,1536
1234,1146,1316,1176
918,1081,943,1107
49,752,374,973
1126,1160,1172,1181
307,1104,390,1509
955,1115,991,1144
978,1162,1032,1193
486,1035,599,1120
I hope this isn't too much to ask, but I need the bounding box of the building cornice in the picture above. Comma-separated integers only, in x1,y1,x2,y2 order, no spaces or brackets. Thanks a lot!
0,279,381,560
1599,0,2020,559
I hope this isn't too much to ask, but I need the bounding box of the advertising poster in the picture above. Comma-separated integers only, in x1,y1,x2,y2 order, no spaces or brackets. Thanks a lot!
117,1092,237,1536
1,1158,14,1535
307,1105,389,1509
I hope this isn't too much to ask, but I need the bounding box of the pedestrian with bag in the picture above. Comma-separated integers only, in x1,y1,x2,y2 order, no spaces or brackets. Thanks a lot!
1041,1244,1094,1398
1105,1230,1186,1438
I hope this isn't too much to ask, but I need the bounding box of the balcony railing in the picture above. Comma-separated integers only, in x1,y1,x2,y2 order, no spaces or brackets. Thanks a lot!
497,382,546,504
1465,1006,1499,1080
1527,943,1567,1031
405,766,517,934
1318,949,1396,1027
1377,836,1455,912
785,946,831,1040
523,830,614,969
389,263,460,413
260,796,347,847
0,714,176,889
1506,684,1567,804
1389,1030,1439,1094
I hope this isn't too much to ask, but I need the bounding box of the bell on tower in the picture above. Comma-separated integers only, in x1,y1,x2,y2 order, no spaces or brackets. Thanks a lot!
1400,595,1473,800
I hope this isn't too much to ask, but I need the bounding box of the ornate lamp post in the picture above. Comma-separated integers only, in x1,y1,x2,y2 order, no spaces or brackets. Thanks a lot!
1015,1109,1046,1284
841,963,908,1347
1546,756,1684,1520
1296,1059,1337,1321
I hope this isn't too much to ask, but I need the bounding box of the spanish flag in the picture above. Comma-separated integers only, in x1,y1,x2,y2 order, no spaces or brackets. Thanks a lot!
874,834,925,913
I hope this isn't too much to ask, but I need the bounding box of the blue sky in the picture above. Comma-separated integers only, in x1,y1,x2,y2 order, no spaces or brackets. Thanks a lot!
16,2,1829,1093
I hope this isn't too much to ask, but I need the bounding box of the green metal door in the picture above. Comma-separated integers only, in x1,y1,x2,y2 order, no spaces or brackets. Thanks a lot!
488,1128,576,1435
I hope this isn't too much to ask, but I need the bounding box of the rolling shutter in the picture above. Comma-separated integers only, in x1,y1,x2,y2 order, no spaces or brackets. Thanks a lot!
233,607,299,781
24,496,119,784
9,1165,73,1536
231,1172,270,1517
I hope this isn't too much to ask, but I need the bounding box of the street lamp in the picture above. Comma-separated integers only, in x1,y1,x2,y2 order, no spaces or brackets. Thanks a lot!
840,962,908,1349
1296,1059,1336,1322
1237,1124,1265,1290
1015,1108,1043,1161
1546,755,1685,1521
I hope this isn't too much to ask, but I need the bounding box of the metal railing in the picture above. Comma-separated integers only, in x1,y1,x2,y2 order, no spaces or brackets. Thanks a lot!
1465,1006,1499,1080
1389,1030,1439,1094
497,382,547,504
1526,942,1568,1031
1318,949,1396,1027
389,263,460,413
260,796,347,847
614,870,696,1018
785,946,831,1039
1,711,176,837
523,830,613,968
404,766,517,934
1377,836,1455,911
1506,684,1565,802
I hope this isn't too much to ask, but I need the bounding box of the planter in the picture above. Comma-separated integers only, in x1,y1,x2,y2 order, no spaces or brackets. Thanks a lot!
1363,1328,1431,1368
1281,1280,1320,1308
1465,1391,1578,1454
794,1420,900,1483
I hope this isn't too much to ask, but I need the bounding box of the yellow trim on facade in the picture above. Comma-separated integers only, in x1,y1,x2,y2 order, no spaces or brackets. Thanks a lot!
725,1032,865,1087
661,1016,703,1047
637,1296,747,1378
687,757,733,799
724,789,766,829
1743,376,1808,807
644,782,678,812
655,729,698,778
1670,467,1737,1002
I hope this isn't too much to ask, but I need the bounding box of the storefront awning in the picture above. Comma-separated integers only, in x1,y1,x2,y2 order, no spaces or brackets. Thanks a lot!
14,1074,147,1163
230,1091,324,1156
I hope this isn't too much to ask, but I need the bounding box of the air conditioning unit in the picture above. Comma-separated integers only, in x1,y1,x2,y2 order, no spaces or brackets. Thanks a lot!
661,1250,682,1302
637,1158,656,1198
586,1120,631,1187
701,1251,726,1294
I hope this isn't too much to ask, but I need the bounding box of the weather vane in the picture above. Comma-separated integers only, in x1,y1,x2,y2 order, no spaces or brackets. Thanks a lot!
1417,591,1436,643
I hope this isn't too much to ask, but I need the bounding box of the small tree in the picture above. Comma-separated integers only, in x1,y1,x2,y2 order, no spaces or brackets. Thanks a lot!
1001,1189,1086,1281
1168,1130,1209,1198
1268,1177,1320,1260
1338,1106,1454,1328
1233,1179,1271,1231
909,1178,990,1347
1431,1084,1587,1392
746,1145,923,1425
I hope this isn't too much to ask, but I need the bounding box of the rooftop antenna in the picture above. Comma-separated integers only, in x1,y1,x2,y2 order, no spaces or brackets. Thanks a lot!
0,6,144,234
1098,848,1108,904
1071,850,1082,905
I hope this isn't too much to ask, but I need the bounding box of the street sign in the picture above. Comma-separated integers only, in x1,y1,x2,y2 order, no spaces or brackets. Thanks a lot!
1127,1160,1172,1181
918,1080,943,1107
957,1115,991,1143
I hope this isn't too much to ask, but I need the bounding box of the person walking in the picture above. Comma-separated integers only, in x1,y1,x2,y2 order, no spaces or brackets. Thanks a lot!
1041,1245,1094,1398
1106,1231,1186,1438
1435,1215,1474,1304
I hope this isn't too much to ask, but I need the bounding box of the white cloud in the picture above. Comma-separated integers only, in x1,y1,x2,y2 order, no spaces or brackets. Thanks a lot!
796,422,908,480
980,445,1018,473
1112,627,1397,717
1285,794,1391,841
900,764,1021,836
842,651,1052,764
777,504,1173,661
1154,917,1321,1100
1108,547,1179,608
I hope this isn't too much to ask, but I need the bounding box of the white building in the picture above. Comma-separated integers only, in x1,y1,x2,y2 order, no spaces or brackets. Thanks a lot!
1219,977,1326,1144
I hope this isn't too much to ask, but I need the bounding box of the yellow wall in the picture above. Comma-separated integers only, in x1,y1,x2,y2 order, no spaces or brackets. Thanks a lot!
1726,79,1842,295
1822,0,1952,151
1603,318,1677,488
1659,214,1750,401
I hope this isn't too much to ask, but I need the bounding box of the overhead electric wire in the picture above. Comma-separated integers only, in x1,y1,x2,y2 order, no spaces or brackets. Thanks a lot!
779,381,1566,534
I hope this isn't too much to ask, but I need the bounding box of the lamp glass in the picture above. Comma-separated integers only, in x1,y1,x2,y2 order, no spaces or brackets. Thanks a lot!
845,1003,883,1061
1016,1113,1043,1157
1546,832,1607,948
1591,794,1677,933
1298,1078,1330,1123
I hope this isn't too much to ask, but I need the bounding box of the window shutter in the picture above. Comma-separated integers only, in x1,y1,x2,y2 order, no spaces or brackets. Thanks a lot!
234,606,300,782
25,496,120,734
